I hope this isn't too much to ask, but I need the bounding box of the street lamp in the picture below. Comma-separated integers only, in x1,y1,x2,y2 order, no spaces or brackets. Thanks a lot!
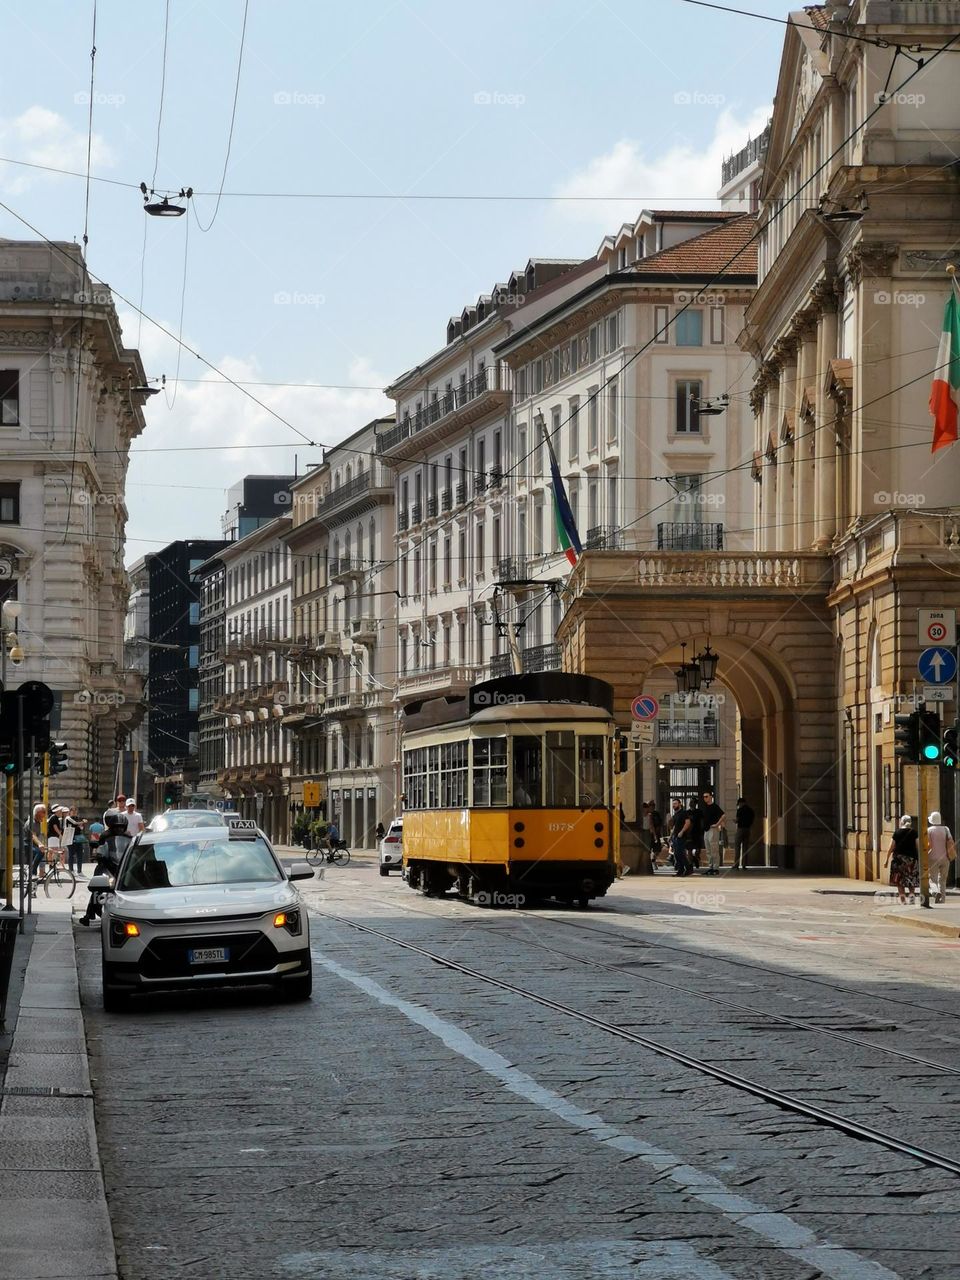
674,643,691,695
697,642,720,686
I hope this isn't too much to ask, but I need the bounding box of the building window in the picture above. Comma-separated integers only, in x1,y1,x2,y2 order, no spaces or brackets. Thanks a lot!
588,478,599,531
0,371,19,425
673,474,702,523
675,380,702,434
188,644,199,668
710,306,724,344
654,305,668,343
475,521,485,576
606,380,618,443
551,406,561,464
533,494,544,554
458,525,467,582
188,601,200,625
443,535,452,589
606,468,618,527
0,481,20,524
188,688,199,712
568,397,579,459
428,539,437,593
605,312,620,352
587,388,599,451
675,310,703,346
517,425,527,484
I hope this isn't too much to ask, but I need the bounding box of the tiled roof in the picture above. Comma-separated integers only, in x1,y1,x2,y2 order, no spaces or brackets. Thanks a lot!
627,215,758,279
649,209,743,221
803,6,829,32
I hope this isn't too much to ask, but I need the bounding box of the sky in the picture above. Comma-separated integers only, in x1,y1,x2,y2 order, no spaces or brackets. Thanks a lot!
0,0,785,561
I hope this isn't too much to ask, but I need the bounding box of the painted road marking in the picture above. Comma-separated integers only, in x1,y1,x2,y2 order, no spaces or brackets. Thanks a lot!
313,946,901,1280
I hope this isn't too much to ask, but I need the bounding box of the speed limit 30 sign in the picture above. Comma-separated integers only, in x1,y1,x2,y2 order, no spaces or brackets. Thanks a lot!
918,609,956,647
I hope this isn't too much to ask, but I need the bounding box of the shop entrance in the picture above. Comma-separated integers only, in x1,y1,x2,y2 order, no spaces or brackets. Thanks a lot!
658,762,718,817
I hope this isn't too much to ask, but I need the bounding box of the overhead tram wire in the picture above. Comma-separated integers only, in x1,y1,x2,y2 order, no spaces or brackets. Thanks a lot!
370,30,960,587
191,0,249,233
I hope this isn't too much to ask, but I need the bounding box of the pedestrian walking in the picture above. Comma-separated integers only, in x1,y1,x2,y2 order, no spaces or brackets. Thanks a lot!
669,798,690,876
124,798,145,840
925,811,955,904
63,806,88,876
686,798,704,872
29,803,48,880
75,837,122,927
376,821,386,843
46,806,66,871
884,815,919,905
701,791,725,875
646,800,663,869
733,796,755,869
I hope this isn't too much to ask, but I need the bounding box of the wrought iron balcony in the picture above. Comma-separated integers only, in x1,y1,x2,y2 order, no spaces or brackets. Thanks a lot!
411,503,422,525
377,365,512,455
521,642,561,673
585,526,622,550
474,473,487,495
328,557,366,582
456,481,467,505
497,557,530,583
397,510,409,532
441,490,452,512
489,653,514,679
656,719,720,746
657,522,724,552
427,495,438,518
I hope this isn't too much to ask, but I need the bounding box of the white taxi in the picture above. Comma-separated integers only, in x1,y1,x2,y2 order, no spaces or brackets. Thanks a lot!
91,820,314,1011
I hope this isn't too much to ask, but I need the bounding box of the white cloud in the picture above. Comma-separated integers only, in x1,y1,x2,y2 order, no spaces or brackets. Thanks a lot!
553,105,772,235
118,308,392,557
0,106,114,193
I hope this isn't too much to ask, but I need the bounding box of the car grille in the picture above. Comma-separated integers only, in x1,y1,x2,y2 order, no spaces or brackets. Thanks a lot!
139,931,279,979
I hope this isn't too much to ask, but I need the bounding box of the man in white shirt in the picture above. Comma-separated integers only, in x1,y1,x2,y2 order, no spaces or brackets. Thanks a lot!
125,798,145,840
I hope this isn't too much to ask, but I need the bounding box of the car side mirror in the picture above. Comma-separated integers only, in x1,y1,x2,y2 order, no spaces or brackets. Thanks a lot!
87,874,114,892
287,863,315,881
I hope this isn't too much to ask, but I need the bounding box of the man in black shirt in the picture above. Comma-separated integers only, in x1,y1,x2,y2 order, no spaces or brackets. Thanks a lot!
669,799,690,876
686,799,705,871
734,796,755,869
701,791,725,875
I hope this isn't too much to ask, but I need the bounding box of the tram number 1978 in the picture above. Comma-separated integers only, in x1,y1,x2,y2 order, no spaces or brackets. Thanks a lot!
547,822,574,832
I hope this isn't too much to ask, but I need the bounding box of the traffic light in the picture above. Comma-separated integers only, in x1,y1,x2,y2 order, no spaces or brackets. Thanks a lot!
919,708,942,763
49,741,68,774
944,720,960,769
163,781,182,807
894,710,920,763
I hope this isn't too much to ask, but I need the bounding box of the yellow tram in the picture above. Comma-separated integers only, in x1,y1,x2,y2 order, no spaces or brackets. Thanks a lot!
400,671,620,907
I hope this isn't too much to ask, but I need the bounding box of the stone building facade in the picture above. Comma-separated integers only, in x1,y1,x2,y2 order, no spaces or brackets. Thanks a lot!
0,240,147,809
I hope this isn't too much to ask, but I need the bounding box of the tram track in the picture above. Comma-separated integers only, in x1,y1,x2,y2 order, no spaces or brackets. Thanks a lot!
313,907,960,1179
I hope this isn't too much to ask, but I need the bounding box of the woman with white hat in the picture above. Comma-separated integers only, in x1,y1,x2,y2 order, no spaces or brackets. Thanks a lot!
926,811,954,904
884,814,919,905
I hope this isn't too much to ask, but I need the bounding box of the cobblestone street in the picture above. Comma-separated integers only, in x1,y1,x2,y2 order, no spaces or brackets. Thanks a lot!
75,867,960,1280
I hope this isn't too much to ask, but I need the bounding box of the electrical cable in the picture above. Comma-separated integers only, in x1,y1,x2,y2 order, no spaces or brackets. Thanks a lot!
191,0,249,232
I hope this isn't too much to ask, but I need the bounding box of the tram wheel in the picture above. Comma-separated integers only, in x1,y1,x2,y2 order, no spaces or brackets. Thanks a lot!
577,893,590,909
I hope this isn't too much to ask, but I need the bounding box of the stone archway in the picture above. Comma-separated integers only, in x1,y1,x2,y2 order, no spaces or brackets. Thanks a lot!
560,562,839,872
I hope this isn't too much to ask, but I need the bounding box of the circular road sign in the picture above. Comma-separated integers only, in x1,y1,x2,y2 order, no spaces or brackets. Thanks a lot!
927,621,949,643
631,694,659,721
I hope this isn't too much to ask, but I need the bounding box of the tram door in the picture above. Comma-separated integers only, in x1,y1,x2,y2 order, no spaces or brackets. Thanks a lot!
659,762,717,816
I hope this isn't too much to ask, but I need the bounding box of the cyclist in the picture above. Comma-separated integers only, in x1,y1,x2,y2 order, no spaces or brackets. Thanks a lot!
326,817,342,864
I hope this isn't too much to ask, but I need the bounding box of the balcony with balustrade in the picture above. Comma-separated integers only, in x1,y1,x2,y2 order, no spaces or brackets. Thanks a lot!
569,549,833,597
349,616,378,645
377,365,512,461
656,718,720,747
308,463,394,527
328,557,367,583
396,663,480,705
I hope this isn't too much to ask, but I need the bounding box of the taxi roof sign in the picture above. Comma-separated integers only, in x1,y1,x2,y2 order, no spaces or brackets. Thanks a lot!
227,817,259,839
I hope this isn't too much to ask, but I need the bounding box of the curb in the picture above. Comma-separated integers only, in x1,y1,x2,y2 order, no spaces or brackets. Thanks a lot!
876,908,960,939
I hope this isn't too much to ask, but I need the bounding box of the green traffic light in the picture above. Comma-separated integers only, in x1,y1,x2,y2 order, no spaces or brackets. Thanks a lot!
923,743,941,760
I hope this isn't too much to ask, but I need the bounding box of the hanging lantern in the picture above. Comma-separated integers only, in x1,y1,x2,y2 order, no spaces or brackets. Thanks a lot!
698,643,719,686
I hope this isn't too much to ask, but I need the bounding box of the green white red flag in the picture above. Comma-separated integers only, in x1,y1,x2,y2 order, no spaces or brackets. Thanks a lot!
930,290,960,452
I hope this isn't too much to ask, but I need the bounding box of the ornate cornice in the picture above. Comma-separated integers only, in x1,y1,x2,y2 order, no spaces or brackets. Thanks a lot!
809,278,838,316
844,242,898,286
0,329,49,348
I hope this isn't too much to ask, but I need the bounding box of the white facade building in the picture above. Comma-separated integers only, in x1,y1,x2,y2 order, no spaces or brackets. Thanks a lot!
220,515,293,843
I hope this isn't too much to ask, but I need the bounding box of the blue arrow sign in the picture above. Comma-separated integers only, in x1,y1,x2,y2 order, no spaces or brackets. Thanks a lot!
918,645,957,685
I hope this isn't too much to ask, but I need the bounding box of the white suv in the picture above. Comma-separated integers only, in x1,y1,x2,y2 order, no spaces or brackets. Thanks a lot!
378,818,403,875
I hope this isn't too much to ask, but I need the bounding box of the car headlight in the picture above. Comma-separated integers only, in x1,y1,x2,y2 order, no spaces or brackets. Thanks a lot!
272,909,302,936
109,920,141,947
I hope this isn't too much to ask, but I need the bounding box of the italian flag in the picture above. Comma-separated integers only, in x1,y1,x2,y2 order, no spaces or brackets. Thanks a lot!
930,290,960,452
543,424,582,567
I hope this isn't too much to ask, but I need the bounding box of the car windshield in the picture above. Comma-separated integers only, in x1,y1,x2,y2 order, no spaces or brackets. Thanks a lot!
118,836,282,890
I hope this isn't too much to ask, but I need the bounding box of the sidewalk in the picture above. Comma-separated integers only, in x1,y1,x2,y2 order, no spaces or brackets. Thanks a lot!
0,894,116,1280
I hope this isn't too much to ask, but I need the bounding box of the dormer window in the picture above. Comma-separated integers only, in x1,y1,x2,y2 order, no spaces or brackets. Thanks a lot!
477,301,485,321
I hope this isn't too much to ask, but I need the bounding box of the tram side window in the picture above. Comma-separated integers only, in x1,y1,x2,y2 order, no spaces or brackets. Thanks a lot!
578,735,605,807
403,747,427,810
512,735,542,807
440,740,468,807
545,730,577,807
473,737,508,806
427,745,440,808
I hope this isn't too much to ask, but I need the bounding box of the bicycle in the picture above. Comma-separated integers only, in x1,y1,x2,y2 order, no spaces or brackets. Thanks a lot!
305,840,351,868
9,858,77,901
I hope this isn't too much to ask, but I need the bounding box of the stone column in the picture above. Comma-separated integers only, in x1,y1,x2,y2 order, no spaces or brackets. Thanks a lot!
812,281,838,548
793,311,818,550
739,716,766,866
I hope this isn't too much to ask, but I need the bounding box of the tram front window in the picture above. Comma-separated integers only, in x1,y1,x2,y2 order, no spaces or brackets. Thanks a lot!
545,730,577,807
512,735,542,807
579,735,605,807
